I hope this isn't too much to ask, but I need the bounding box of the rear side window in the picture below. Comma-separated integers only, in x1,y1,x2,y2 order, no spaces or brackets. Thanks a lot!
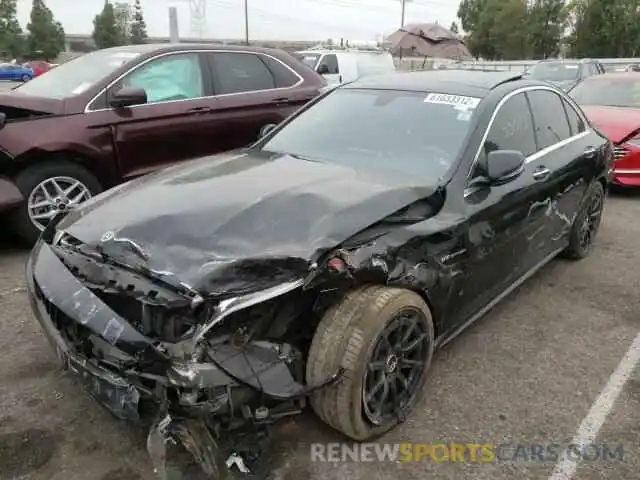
562,99,586,135
526,89,572,150
259,54,300,88
211,52,276,94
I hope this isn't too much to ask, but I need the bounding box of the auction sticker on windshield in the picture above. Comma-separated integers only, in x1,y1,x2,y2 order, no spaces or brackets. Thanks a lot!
424,93,481,110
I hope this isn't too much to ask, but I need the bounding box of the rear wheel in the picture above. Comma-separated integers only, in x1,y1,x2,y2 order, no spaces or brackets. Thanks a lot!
307,286,434,440
21,74,30,82
562,181,605,260
10,161,102,245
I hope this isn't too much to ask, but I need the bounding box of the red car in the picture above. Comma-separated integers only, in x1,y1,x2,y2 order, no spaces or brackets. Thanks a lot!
24,60,51,77
570,72,640,186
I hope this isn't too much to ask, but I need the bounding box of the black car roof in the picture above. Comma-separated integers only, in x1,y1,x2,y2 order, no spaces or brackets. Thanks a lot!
343,70,525,97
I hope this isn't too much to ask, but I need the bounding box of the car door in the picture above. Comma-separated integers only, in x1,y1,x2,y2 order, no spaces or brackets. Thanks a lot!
86,51,218,180
203,51,308,152
316,53,341,85
523,88,594,268
447,91,546,330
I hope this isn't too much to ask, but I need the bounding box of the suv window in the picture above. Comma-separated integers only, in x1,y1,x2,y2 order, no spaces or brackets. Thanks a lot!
211,52,276,94
115,53,204,104
318,54,339,74
471,93,535,179
526,89,572,150
562,99,586,136
259,54,300,88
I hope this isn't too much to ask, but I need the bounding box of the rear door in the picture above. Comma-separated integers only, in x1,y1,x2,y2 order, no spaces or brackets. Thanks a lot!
87,51,219,180
203,51,310,151
523,88,595,267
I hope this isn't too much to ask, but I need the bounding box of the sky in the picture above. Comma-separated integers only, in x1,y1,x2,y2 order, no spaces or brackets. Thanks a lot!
15,0,461,42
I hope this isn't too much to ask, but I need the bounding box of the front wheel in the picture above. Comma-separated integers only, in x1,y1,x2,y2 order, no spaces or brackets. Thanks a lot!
307,286,435,441
21,75,31,82
10,161,102,245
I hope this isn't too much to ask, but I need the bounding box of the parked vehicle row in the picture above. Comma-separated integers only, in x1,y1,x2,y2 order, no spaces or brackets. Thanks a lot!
25,69,612,478
0,63,34,82
525,58,605,91
0,43,327,243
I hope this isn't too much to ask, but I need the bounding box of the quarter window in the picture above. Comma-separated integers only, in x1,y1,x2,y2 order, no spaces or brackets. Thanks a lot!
562,99,586,136
211,52,276,94
526,90,572,150
318,54,339,74
260,54,300,88
116,53,204,104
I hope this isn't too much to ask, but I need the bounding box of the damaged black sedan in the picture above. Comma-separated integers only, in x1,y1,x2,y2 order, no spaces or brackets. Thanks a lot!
26,70,613,478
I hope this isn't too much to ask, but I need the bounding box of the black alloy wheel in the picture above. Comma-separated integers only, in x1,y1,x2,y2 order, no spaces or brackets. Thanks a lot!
362,307,430,426
578,186,604,253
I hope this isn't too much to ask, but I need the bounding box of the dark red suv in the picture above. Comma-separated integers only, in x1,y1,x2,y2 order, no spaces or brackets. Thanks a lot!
0,44,326,243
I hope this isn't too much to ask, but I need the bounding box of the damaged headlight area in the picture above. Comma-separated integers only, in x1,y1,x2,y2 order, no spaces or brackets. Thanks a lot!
31,237,345,478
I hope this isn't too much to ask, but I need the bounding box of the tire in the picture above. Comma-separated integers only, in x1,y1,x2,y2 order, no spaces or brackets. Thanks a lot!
22,75,30,82
306,285,435,441
9,161,102,245
562,181,605,260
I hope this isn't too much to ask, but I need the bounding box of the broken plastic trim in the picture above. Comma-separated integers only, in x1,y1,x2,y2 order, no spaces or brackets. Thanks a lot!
191,279,305,345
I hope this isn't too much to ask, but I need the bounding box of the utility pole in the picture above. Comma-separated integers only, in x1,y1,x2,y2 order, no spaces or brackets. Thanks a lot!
399,0,412,28
244,0,249,44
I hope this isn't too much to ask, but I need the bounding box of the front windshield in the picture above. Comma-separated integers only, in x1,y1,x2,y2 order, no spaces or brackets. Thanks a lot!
529,62,580,81
570,77,640,108
260,88,478,178
12,49,142,98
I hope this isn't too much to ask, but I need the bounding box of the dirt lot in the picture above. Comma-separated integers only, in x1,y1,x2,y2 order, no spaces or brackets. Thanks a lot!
0,187,637,480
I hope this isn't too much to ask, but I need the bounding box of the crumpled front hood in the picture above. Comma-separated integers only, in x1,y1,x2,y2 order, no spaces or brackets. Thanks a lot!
58,150,437,293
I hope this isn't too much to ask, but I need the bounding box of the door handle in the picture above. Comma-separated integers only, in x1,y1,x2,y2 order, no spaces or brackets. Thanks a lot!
532,166,551,180
271,97,290,104
187,106,212,113
584,146,597,158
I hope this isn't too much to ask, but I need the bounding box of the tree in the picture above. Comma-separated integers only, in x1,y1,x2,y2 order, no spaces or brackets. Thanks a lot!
449,21,459,34
0,0,24,59
490,0,530,60
93,0,126,49
528,0,568,59
26,0,65,61
129,0,148,44
568,0,640,58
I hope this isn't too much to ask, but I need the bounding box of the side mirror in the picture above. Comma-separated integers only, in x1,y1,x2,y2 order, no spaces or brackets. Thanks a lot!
487,150,525,183
317,64,330,75
109,87,147,108
259,123,277,138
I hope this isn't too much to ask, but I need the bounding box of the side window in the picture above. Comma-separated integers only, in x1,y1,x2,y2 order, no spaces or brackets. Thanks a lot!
526,90,572,150
211,52,276,94
115,53,204,104
259,54,300,88
318,54,339,74
472,93,535,179
562,99,586,136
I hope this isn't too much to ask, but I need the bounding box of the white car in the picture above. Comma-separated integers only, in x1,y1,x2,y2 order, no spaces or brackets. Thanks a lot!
296,43,396,87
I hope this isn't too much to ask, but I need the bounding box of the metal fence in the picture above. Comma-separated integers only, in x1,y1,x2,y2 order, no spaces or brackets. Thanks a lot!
394,57,640,72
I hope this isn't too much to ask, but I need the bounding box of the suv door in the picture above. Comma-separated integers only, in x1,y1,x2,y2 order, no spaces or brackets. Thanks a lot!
204,51,308,151
524,88,597,266
89,51,216,180
449,92,541,331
